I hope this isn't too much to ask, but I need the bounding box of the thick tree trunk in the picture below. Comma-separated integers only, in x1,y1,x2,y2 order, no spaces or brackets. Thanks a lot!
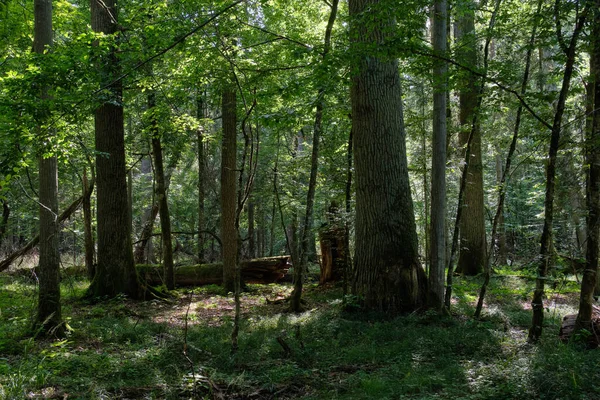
83,169,95,280
576,1,600,333
428,0,448,311
33,0,62,335
349,0,427,313
529,7,587,342
456,1,487,276
88,0,140,299
221,88,238,292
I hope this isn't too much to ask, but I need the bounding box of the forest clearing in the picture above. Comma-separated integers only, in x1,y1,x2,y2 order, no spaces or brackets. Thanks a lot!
2,0,600,398
1,263,599,399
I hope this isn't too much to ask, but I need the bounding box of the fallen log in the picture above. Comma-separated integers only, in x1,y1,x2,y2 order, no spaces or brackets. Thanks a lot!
138,255,291,286
559,305,600,348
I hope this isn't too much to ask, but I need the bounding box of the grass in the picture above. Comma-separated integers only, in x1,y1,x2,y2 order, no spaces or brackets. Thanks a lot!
0,267,598,399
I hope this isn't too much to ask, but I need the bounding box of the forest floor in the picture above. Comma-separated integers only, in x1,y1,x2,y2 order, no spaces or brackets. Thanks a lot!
0,264,599,399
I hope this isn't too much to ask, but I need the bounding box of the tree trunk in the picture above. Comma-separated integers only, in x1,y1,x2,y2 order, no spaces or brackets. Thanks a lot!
0,199,10,245
456,1,487,276
576,1,600,334
197,94,206,263
349,0,427,313
33,0,62,336
83,168,95,280
248,200,256,259
88,0,140,299
494,150,508,265
149,92,175,290
221,88,237,293
428,0,448,311
290,0,339,312
529,7,587,342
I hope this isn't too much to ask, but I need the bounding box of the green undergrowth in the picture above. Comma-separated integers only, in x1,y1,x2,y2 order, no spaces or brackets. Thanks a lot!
0,268,597,399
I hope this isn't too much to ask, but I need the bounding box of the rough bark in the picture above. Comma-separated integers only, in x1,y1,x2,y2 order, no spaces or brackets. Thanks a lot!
319,203,349,285
428,0,448,311
83,168,95,280
221,88,237,293
456,0,487,276
529,6,587,342
349,0,427,313
33,0,62,336
576,0,600,334
88,0,140,299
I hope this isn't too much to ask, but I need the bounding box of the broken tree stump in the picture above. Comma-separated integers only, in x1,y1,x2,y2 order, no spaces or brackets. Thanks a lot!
559,305,600,348
319,202,349,285
138,255,291,286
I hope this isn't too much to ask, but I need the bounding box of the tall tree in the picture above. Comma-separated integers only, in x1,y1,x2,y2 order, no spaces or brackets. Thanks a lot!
576,0,600,332
456,0,487,276
88,0,140,299
529,1,588,342
349,0,427,312
33,0,62,335
290,0,339,313
197,94,206,263
221,87,237,293
149,92,175,290
428,0,448,311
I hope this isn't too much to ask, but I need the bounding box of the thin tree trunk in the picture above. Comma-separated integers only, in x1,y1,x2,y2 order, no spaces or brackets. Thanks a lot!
428,0,448,312
33,0,62,336
290,0,339,312
0,200,10,245
269,198,276,257
576,0,600,332
494,150,508,265
349,0,427,312
474,0,540,318
88,0,140,299
83,168,95,280
445,0,501,308
221,88,237,293
149,92,175,290
529,5,588,342
197,94,206,263
248,200,255,259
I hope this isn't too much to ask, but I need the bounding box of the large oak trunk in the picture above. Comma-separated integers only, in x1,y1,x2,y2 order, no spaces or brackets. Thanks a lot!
88,0,140,299
349,0,426,313
456,1,487,276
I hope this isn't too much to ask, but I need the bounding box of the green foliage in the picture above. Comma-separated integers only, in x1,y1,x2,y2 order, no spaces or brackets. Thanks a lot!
1,270,598,399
